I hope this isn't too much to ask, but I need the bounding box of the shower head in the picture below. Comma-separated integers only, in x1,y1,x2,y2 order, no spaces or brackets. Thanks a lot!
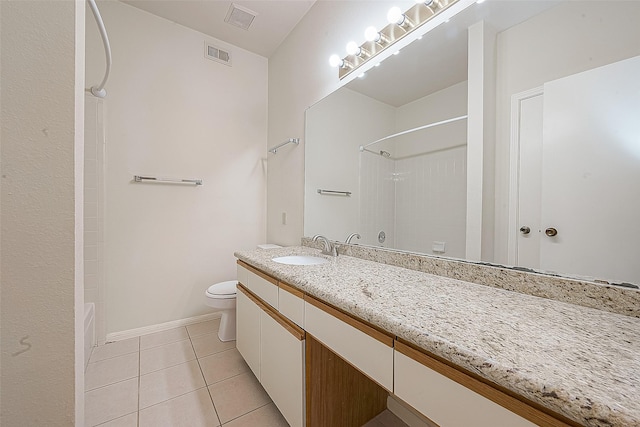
380,150,391,158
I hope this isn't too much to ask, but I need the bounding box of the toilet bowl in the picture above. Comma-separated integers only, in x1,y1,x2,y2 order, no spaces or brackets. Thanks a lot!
204,280,238,342
205,244,281,341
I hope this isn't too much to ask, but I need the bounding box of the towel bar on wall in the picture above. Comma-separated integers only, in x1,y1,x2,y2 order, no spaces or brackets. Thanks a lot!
133,175,203,186
317,189,351,196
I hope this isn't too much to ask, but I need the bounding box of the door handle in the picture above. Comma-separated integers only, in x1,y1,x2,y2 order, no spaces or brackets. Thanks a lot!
545,227,558,237
519,226,531,235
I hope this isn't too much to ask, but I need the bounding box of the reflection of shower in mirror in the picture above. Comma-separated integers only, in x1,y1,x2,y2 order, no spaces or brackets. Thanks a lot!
360,146,394,159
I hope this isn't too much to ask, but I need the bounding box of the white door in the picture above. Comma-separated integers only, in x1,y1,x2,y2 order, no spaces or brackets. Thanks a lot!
515,55,640,284
539,55,640,284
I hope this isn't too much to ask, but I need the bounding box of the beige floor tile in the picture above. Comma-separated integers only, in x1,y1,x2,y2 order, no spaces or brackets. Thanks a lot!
85,378,138,426
208,372,270,424
191,332,236,359
139,388,220,427
90,337,139,363
222,403,288,427
139,360,206,409
140,339,196,375
86,352,139,391
198,348,249,385
140,326,189,350
186,319,220,339
96,412,138,427
362,419,386,427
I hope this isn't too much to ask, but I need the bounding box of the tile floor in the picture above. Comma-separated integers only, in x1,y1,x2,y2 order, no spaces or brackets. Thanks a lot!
85,318,408,427
85,319,287,426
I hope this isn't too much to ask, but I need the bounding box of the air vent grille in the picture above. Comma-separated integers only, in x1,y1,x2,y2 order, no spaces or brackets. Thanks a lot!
224,3,257,30
205,42,232,66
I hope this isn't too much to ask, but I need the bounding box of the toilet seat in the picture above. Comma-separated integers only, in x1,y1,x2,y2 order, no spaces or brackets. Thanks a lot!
206,280,238,299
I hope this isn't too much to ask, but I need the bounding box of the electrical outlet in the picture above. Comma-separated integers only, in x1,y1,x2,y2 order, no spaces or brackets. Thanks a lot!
282,212,287,225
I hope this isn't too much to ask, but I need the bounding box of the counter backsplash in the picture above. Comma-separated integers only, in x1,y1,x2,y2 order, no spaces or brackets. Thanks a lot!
301,237,640,318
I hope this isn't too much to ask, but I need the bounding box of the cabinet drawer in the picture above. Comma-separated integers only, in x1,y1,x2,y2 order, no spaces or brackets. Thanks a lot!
304,297,393,392
236,262,249,287
278,282,304,328
238,262,279,309
394,343,539,427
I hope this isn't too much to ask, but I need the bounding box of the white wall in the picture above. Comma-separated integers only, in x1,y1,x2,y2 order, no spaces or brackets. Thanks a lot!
304,88,395,241
85,1,267,335
1,1,85,424
493,2,640,263
267,0,415,246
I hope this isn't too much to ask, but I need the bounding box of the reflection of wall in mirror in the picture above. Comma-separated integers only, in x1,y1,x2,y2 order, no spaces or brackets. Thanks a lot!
306,80,468,256
304,88,394,241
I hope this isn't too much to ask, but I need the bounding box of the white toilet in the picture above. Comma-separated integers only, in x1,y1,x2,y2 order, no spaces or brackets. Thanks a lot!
204,280,239,342
205,244,281,342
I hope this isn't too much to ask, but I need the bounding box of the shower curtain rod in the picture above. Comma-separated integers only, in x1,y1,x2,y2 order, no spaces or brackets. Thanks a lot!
360,114,468,150
87,0,112,98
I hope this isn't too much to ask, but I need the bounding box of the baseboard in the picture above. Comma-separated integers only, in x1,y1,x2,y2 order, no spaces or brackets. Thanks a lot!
387,395,437,427
106,312,222,342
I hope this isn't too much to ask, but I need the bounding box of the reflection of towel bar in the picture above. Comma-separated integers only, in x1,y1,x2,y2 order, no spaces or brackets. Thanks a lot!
317,189,351,196
134,175,203,186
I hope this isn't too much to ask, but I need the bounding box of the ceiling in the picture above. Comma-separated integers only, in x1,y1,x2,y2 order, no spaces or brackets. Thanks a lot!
121,0,317,58
347,1,562,107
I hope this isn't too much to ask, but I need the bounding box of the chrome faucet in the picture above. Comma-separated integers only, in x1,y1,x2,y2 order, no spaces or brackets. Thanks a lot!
345,233,361,244
312,235,338,256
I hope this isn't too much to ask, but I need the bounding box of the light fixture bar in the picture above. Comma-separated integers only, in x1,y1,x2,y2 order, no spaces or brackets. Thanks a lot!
336,0,460,80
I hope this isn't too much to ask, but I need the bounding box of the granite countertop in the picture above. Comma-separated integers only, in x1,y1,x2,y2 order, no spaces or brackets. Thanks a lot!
235,246,640,427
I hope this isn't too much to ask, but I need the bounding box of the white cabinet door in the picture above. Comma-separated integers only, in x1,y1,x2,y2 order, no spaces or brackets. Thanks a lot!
236,288,261,379
260,310,305,427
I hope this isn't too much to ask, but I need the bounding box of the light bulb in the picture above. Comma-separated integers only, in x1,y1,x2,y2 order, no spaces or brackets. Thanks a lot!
364,26,381,42
477,0,485,3
387,7,405,25
346,41,361,56
329,54,343,68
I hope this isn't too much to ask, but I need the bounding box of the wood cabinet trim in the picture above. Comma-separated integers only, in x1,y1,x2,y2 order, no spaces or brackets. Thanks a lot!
395,340,580,427
304,295,394,347
278,281,305,298
237,283,305,341
237,260,278,286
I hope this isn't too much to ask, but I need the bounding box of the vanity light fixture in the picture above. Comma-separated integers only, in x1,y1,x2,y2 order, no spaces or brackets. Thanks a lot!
346,41,361,56
329,0,461,79
364,26,384,44
387,6,409,26
329,54,346,68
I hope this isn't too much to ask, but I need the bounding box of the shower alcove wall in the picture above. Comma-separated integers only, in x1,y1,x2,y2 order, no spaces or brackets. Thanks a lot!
84,95,106,346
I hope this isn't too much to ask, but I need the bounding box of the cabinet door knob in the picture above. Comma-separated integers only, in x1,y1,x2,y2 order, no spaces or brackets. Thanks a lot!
545,227,558,237
519,226,531,235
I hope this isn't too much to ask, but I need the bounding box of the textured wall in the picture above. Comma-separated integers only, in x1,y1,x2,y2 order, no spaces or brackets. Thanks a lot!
1,1,84,424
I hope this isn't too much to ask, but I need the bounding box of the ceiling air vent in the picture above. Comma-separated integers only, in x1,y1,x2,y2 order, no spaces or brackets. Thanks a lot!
224,3,257,31
204,42,232,66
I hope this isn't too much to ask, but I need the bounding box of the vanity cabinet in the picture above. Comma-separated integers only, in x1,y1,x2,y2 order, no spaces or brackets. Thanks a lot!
236,260,575,427
236,263,305,427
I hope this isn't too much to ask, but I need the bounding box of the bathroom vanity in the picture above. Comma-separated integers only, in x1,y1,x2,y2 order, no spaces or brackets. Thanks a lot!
234,246,640,427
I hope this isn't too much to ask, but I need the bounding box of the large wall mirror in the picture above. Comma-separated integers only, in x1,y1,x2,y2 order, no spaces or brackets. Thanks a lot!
305,1,640,287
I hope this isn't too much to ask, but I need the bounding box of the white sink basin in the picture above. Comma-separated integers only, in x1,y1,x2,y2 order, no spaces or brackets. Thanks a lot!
272,255,328,266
